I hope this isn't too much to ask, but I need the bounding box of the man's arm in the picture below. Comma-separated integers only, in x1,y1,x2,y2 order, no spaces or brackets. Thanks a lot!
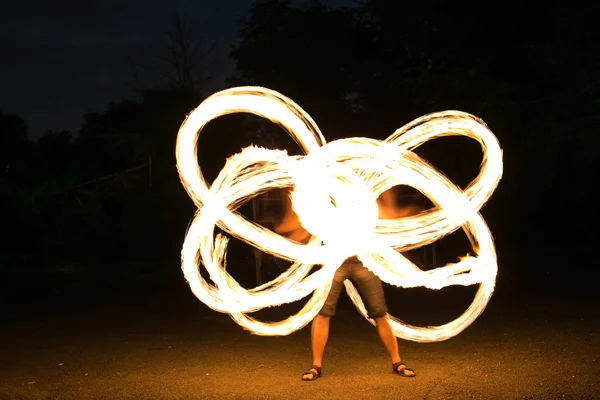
377,189,423,220
273,191,312,244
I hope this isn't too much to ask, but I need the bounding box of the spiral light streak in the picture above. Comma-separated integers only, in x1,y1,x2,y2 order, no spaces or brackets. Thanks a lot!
175,86,503,342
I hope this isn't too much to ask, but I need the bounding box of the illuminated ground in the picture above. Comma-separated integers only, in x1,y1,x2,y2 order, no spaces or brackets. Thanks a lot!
2,274,599,400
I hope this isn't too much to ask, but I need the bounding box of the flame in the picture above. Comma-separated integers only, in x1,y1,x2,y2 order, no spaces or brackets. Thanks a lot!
175,86,503,342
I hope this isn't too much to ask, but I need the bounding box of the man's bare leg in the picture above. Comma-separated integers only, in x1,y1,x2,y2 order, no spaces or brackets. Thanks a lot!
302,314,331,380
374,314,416,376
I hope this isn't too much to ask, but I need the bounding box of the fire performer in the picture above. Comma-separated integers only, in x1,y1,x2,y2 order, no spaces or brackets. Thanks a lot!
274,188,421,380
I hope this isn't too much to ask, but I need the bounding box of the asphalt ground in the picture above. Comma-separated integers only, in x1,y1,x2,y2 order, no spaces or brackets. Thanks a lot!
1,270,599,400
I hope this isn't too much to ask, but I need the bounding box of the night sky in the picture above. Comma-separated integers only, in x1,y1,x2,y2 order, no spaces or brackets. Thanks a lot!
1,0,350,139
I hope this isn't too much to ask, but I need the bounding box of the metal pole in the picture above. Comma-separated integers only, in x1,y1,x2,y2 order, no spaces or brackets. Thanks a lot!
252,197,262,285
423,195,431,270
148,156,153,188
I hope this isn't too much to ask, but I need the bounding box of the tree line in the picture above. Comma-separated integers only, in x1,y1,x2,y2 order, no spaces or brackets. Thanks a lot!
2,0,597,285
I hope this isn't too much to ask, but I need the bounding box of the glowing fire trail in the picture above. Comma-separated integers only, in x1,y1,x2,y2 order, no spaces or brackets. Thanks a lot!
175,86,503,342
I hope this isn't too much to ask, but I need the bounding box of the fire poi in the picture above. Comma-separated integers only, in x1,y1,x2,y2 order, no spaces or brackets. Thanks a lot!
175,86,503,343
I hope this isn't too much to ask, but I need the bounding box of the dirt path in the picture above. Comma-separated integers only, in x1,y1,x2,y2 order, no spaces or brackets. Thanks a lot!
1,282,599,400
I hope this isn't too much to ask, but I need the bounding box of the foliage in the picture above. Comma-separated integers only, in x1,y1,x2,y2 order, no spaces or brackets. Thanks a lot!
2,0,598,286
229,0,599,272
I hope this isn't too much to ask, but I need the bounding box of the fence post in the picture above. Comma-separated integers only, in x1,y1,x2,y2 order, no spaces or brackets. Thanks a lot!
148,156,153,188
252,197,262,286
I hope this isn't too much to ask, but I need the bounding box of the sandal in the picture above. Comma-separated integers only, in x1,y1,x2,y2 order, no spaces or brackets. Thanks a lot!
392,361,416,378
301,365,322,381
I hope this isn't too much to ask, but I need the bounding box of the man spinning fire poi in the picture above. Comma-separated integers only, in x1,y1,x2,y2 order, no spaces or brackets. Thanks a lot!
175,86,502,384
274,188,421,380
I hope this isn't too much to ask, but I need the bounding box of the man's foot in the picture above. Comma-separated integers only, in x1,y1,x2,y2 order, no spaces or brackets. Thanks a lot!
301,365,322,381
393,361,416,377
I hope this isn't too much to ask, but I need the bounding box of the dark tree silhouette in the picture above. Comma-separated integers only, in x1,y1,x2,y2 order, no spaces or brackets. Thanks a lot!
229,0,362,138
0,112,30,179
3,0,597,289
228,0,599,280
159,7,214,94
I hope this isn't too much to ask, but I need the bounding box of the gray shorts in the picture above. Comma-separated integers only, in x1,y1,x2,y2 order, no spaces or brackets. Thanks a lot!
319,258,388,319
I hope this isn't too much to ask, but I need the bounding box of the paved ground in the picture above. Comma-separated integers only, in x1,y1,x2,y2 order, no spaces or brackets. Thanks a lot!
1,274,599,400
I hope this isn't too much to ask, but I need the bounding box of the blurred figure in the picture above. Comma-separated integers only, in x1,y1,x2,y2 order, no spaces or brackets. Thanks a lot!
377,187,423,219
273,190,312,244
273,187,420,380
